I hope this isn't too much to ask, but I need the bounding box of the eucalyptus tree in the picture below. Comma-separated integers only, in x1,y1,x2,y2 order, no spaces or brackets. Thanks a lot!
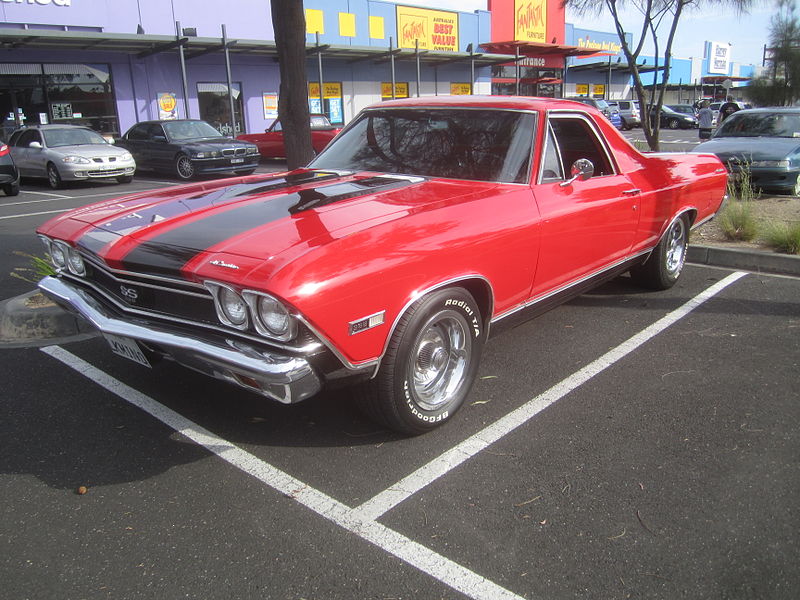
271,0,315,169
565,0,752,150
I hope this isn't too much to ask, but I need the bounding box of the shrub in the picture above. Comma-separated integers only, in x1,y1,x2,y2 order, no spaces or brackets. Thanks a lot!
718,200,759,241
763,221,800,254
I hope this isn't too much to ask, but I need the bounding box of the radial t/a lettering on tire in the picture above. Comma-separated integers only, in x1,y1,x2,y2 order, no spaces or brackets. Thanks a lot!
357,287,485,435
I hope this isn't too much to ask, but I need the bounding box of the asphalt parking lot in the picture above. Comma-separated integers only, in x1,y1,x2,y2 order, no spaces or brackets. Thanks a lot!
1,165,798,599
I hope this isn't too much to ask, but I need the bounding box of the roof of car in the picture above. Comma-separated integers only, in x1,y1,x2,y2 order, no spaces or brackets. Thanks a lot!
732,107,800,114
373,95,594,112
15,124,92,130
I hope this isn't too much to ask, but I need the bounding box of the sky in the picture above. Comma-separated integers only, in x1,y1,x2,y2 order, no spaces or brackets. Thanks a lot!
380,0,774,67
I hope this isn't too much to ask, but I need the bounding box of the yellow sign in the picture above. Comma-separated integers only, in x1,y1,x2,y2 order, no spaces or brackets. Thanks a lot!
592,84,606,97
305,9,324,34
514,0,547,43
308,82,343,99
339,12,356,38
575,84,589,96
396,5,458,52
369,15,385,40
450,83,472,95
158,93,176,113
381,82,409,98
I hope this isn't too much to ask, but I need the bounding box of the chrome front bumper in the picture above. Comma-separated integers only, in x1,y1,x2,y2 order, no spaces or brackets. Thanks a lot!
38,276,322,404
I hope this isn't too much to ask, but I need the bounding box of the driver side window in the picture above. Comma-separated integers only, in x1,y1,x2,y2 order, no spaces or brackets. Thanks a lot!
545,116,615,178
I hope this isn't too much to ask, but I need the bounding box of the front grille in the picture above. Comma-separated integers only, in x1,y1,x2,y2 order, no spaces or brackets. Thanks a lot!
87,169,126,177
221,147,247,157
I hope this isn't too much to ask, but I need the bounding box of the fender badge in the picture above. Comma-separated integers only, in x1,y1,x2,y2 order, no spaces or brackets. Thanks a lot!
349,311,385,335
209,260,240,270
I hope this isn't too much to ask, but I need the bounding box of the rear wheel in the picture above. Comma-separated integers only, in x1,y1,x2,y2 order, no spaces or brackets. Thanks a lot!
357,287,484,435
175,154,195,180
47,163,63,189
2,181,19,196
630,215,689,290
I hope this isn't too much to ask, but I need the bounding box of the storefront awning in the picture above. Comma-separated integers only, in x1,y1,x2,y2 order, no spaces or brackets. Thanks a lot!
480,40,599,58
0,28,516,68
567,60,664,74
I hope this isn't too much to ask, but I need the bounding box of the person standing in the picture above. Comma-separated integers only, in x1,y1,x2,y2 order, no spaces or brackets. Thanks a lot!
698,100,714,139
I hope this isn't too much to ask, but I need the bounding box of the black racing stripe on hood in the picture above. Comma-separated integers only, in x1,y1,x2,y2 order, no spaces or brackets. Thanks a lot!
76,170,345,259
120,175,417,277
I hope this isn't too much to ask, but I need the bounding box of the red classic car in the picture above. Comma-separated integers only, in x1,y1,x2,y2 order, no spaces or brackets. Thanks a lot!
37,96,727,434
236,113,342,158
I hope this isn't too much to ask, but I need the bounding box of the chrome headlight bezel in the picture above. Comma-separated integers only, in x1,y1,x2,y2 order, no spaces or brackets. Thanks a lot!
66,246,86,276
39,236,86,276
206,282,249,330
243,290,297,341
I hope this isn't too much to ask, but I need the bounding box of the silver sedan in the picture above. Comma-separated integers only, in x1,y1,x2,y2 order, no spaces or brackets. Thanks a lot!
9,124,136,189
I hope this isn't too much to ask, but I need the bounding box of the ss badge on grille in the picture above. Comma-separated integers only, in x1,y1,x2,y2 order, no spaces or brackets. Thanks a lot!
119,285,139,303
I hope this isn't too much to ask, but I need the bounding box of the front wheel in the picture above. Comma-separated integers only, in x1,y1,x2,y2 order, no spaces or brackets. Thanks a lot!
629,215,689,290
174,154,195,180
3,181,19,196
47,163,63,189
668,118,680,130
357,287,485,435
792,174,800,197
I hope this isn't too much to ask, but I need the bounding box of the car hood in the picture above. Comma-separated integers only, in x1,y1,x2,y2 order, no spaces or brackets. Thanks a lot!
178,137,254,149
48,144,131,158
40,169,496,281
694,136,800,161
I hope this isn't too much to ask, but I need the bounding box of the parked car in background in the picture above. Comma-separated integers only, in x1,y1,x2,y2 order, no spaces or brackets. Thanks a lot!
116,119,259,180
650,106,698,129
8,125,135,189
36,96,727,435
565,97,623,129
237,114,342,159
666,104,697,118
694,107,800,196
608,100,640,129
0,141,20,196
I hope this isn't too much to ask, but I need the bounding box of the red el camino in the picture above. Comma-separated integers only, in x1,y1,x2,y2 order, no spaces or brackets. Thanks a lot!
236,113,342,158
37,96,727,434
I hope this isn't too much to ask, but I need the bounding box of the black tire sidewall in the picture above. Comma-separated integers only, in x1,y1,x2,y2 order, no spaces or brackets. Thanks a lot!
175,154,194,180
388,288,484,433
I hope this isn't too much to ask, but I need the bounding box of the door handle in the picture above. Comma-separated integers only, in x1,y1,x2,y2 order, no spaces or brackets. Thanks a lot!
623,188,641,196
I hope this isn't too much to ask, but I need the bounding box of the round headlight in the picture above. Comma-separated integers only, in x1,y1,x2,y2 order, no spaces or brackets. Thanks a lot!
219,287,248,327
257,295,290,336
50,243,67,268
67,247,86,276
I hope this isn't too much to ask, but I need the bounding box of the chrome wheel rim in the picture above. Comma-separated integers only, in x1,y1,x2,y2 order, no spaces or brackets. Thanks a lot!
411,312,470,411
176,156,194,179
48,166,59,188
665,219,687,277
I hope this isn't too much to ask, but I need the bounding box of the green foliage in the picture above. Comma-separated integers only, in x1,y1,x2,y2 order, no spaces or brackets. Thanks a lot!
745,0,800,106
10,251,56,284
763,221,800,254
719,200,759,241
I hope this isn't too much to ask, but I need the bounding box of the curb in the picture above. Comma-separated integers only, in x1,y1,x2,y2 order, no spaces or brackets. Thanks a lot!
1,247,798,348
688,245,800,277
0,290,96,349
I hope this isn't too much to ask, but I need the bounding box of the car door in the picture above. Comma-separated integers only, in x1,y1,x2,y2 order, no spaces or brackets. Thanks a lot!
146,123,176,173
529,113,640,296
11,129,45,177
119,123,151,169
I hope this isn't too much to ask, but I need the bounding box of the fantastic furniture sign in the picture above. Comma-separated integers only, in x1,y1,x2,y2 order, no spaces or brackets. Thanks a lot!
514,0,547,43
396,5,459,52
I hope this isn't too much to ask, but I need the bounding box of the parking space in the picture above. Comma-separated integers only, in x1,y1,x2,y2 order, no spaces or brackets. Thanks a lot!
2,261,797,598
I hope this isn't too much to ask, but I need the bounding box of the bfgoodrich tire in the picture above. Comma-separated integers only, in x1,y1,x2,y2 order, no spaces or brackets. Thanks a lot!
630,215,689,290
357,287,485,435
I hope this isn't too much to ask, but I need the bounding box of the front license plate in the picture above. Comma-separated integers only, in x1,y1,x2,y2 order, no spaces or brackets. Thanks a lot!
231,158,245,164
104,334,151,368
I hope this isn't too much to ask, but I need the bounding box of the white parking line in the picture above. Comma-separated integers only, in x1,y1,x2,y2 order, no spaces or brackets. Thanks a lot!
38,270,748,599
0,208,70,221
40,345,525,600
14,190,70,198
353,271,749,521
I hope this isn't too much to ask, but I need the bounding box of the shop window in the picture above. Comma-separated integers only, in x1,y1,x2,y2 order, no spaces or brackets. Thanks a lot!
44,63,119,136
308,82,344,125
197,82,244,136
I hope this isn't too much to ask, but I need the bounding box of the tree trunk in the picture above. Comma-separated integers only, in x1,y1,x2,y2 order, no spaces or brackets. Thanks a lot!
271,0,314,169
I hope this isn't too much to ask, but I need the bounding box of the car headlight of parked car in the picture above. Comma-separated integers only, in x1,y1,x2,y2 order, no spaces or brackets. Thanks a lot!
62,155,92,164
119,152,133,162
246,146,259,155
192,150,220,159
40,236,86,276
750,159,790,168
205,281,297,341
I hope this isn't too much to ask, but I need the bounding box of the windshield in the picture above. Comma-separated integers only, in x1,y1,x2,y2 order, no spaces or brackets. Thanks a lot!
43,128,107,147
163,120,224,141
715,112,800,138
309,108,536,184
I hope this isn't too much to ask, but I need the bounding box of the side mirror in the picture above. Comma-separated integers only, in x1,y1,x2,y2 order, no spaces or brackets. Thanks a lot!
29,141,42,149
560,158,594,187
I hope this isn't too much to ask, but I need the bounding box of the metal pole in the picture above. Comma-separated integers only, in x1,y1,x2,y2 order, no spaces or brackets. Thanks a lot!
316,32,324,114
607,55,612,100
390,37,396,99
468,43,475,94
515,46,520,96
222,24,236,135
176,21,190,118
415,39,421,97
